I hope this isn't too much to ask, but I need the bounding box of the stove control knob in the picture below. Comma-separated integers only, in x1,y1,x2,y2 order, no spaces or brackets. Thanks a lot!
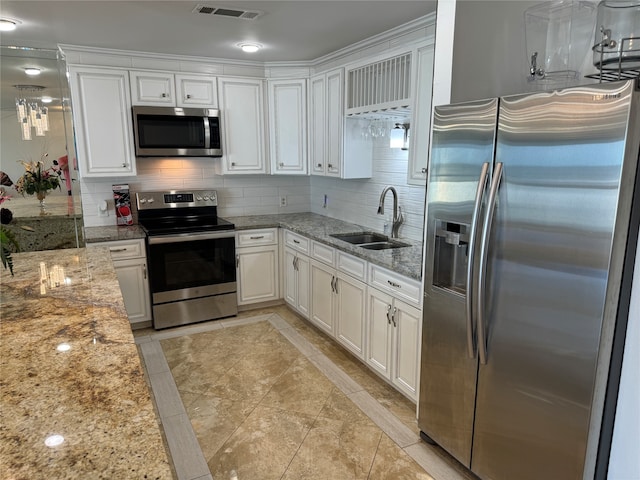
196,196,203,201
203,196,210,201
139,198,147,204
147,198,155,203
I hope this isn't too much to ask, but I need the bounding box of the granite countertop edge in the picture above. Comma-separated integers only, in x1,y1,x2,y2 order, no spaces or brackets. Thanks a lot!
0,247,173,478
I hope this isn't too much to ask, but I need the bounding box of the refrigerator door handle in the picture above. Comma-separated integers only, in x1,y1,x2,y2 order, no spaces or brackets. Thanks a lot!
466,161,490,359
477,161,503,365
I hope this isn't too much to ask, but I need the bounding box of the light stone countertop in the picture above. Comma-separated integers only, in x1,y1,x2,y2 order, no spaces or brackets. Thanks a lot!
227,213,424,281
0,247,174,479
84,213,424,280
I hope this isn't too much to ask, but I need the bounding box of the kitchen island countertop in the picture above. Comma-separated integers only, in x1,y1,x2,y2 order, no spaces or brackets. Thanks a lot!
0,247,173,479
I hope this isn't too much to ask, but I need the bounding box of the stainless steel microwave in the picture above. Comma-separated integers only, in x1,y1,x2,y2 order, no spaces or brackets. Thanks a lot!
132,106,222,157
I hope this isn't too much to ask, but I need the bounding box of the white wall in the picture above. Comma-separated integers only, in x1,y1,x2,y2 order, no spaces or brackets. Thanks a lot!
608,225,640,479
80,158,311,226
450,0,600,103
311,133,426,242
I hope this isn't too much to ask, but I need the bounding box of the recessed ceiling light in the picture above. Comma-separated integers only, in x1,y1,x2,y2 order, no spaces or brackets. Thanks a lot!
238,42,261,53
0,18,19,32
41,96,53,104
24,67,41,76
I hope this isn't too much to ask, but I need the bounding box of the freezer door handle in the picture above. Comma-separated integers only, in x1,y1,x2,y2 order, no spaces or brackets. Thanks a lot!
466,161,490,359
477,161,503,365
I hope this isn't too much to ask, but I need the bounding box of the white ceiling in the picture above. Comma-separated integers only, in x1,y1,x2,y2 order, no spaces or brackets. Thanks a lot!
0,1,436,62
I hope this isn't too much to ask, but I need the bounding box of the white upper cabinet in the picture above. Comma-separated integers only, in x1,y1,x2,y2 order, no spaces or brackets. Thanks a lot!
268,79,308,175
130,71,218,108
407,44,435,185
218,77,267,174
175,74,218,107
130,71,176,106
68,66,136,177
310,68,372,179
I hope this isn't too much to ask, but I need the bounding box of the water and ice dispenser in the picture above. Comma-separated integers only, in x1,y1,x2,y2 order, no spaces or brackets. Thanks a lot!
433,220,470,295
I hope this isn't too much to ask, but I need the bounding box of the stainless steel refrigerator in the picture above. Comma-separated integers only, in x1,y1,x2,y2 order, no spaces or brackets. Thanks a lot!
418,80,640,480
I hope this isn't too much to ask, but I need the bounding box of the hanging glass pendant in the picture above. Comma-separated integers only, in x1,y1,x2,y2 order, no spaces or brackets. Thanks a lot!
21,117,32,140
16,99,26,122
40,107,49,131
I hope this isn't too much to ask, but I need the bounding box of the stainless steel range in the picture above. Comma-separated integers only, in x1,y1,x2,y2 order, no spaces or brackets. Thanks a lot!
136,189,237,329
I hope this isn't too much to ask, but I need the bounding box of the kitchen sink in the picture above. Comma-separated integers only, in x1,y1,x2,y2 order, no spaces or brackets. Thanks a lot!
359,240,410,250
330,232,389,244
330,232,410,250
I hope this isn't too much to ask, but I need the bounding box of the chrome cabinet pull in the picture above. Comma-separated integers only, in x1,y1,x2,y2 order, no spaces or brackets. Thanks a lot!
236,254,240,268
387,280,401,288
466,161,490,359
330,276,336,293
421,167,427,173
477,162,503,365
391,306,397,327
334,277,339,294
386,304,392,324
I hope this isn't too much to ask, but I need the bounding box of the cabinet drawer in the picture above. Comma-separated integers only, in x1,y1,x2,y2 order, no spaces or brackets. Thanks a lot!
310,241,335,266
336,251,367,282
92,239,145,260
369,264,421,306
284,230,309,254
237,228,278,247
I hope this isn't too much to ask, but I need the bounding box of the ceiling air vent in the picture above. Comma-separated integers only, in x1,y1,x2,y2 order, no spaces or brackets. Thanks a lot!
192,4,263,20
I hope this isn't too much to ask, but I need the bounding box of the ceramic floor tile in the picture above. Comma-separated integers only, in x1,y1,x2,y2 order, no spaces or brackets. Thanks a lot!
282,415,383,480
139,340,171,374
207,404,316,480
348,390,418,448
147,307,469,480
369,433,436,480
162,413,211,480
149,370,187,419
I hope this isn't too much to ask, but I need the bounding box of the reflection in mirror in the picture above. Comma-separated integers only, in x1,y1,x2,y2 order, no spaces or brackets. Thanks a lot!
0,46,83,253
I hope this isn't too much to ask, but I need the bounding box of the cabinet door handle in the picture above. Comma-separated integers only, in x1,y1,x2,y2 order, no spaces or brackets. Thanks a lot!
386,304,392,325
279,162,284,167
186,94,192,99
317,163,322,168
421,168,427,174
121,163,127,168
391,306,397,327
109,247,128,252
334,277,339,294
330,276,336,293
293,256,298,271
231,162,236,166
250,235,265,240
328,164,333,168
143,263,147,279
387,280,401,288
236,254,240,268
161,93,167,98
293,239,300,244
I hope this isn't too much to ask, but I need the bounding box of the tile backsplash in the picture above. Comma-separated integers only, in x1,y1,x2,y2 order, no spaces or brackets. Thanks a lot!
81,138,426,242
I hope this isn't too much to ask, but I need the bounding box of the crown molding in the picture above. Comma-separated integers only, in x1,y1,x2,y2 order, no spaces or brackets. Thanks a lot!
59,12,436,71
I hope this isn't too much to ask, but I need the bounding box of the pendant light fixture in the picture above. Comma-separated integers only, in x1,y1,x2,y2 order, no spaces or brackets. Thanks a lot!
389,123,410,150
14,85,49,141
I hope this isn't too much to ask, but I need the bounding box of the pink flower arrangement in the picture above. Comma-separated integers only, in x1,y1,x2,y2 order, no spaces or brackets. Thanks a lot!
14,154,62,196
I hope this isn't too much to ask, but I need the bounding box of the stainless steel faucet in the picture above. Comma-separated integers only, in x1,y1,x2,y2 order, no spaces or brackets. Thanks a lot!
377,186,403,238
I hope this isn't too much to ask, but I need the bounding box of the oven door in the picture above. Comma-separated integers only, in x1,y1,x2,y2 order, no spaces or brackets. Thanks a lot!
146,231,236,328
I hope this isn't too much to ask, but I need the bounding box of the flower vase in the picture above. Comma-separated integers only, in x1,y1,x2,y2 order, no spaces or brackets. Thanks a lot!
36,191,47,216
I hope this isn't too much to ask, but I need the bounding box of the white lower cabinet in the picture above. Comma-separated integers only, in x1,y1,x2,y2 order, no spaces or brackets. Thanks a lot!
334,271,367,359
309,247,367,359
284,247,310,318
91,239,151,326
367,287,421,401
236,229,279,306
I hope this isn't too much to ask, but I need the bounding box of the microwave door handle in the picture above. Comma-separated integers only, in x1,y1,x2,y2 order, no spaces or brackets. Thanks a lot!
203,116,211,149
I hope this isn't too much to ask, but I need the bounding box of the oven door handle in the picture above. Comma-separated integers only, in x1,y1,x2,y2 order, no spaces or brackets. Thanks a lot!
148,230,236,245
